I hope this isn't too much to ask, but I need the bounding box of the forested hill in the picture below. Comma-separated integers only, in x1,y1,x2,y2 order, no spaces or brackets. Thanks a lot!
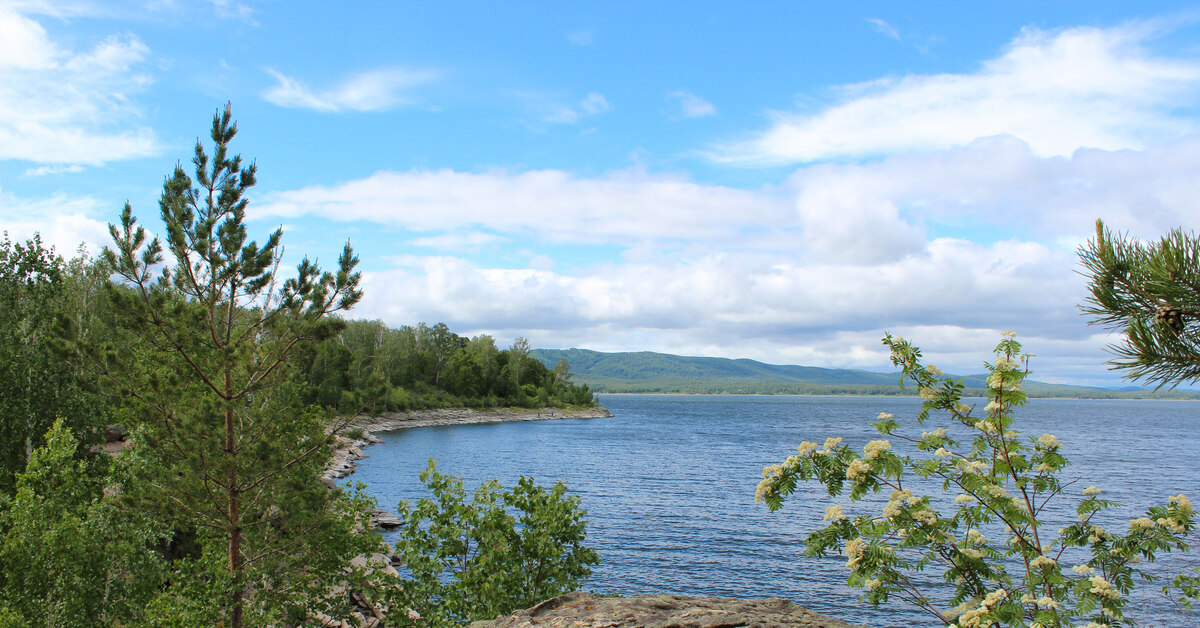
530,348,1200,399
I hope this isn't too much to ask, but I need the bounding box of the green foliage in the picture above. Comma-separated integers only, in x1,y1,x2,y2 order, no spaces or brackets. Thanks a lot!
0,235,109,494
756,333,1195,627
1080,219,1200,389
92,105,376,627
0,420,167,627
298,321,600,412
391,461,599,626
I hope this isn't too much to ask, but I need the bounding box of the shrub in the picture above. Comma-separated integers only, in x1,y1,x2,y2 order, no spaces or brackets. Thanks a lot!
756,333,1194,627
390,460,599,626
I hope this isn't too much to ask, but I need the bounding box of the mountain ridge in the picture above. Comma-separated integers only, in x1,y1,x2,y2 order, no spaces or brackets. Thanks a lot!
530,348,1200,399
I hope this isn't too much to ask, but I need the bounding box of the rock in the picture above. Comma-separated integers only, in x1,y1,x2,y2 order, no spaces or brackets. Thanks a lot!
319,476,339,491
465,592,868,628
370,509,403,529
104,424,126,442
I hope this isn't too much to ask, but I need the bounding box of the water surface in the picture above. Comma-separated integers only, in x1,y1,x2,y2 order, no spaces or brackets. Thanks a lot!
345,394,1199,626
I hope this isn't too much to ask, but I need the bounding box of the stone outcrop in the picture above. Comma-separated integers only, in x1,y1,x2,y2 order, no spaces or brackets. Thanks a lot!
349,406,614,433
466,592,868,628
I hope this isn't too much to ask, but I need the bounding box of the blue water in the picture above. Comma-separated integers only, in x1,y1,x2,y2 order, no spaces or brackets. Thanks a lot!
344,395,1200,626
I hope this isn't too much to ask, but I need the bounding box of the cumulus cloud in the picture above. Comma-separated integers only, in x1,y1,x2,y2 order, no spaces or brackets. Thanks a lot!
262,67,439,112
716,22,1200,165
258,128,1200,385
0,5,159,165
255,168,789,245
350,236,1091,380
668,90,716,118
0,188,110,255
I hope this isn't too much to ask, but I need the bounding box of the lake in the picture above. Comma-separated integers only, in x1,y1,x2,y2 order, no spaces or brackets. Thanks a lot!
343,394,1199,626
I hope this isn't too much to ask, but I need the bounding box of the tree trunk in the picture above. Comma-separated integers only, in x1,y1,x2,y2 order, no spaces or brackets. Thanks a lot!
226,370,243,628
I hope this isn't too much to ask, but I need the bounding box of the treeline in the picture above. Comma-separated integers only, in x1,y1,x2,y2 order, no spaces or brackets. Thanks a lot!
585,379,1200,399
300,320,597,413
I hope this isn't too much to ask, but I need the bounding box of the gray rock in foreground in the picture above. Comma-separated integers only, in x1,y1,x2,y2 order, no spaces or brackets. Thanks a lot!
466,591,869,628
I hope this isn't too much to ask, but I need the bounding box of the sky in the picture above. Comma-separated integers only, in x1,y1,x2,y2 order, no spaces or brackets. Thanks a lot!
5,1,1200,387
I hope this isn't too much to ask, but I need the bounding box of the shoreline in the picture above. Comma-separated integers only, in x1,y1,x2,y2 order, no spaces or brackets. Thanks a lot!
350,405,614,433
324,405,613,484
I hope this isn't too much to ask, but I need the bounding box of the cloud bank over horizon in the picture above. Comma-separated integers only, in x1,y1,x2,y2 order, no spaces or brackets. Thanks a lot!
5,4,1200,387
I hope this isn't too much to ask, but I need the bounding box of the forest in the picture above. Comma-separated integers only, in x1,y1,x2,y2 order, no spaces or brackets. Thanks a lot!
0,109,599,626
300,320,597,414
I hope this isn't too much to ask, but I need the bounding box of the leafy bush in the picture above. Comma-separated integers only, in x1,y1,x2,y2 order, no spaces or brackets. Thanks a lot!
390,460,599,626
756,333,1194,627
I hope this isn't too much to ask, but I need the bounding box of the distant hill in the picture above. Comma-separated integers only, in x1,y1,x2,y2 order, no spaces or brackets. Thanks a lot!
530,348,1200,399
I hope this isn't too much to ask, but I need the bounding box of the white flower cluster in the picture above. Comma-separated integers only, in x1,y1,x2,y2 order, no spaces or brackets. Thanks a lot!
754,464,783,503
956,459,989,475
844,537,867,570
918,387,939,401
824,505,845,521
921,427,948,440
822,437,842,453
846,458,871,482
876,412,893,421
863,440,891,460
973,420,996,433
797,441,819,456
1072,564,1095,575
1129,517,1154,531
1037,433,1059,449
1030,555,1056,570
949,588,1008,628
1081,485,1102,496
1088,575,1119,600
926,364,944,376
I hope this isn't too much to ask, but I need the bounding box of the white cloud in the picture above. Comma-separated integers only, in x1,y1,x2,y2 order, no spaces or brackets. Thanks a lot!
351,236,1090,379
0,6,159,165
265,129,1200,385
207,0,254,21
866,18,900,41
566,30,593,46
255,168,787,245
408,231,506,251
0,188,110,255
23,164,85,176
716,22,1200,165
262,67,439,112
536,91,611,124
668,90,716,118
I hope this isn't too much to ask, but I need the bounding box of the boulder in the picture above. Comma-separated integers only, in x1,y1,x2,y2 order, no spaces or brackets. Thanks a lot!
466,591,868,628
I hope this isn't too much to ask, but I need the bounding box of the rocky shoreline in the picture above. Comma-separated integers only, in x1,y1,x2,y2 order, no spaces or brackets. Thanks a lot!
466,592,870,628
322,405,613,486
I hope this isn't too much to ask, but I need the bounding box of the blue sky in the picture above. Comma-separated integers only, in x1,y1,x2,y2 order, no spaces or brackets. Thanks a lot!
6,1,1200,386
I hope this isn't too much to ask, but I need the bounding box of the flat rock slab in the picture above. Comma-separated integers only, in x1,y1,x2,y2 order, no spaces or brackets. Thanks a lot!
466,592,868,628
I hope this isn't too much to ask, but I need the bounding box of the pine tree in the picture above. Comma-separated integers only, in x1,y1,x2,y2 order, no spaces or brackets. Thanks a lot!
1080,218,1200,388
99,105,371,626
